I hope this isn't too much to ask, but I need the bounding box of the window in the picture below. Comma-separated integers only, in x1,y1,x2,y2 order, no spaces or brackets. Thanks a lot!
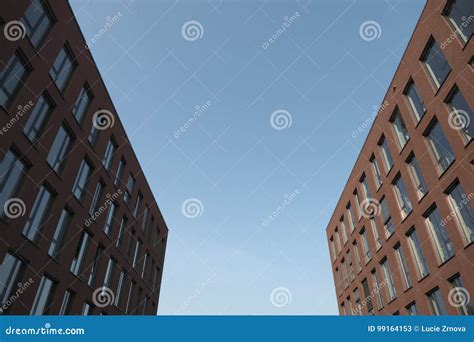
23,94,53,142
393,174,413,218
391,110,410,150
394,244,412,290
360,228,371,263
124,175,135,205
21,0,53,48
103,258,115,288
425,120,455,172
425,207,455,263
70,231,90,276
407,153,428,199
102,139,116,171
353,191,362,219
0,150,27,216
115,271,125,307
114,159,125,188
346,297,354,316
347,250,354,281
447,86,473,142
0,53,29,107
126,279,136,314
30,275,55,315
347,204,356,232
379,136,393,172
329,238,336,263
153,267,160,291
141,253,149,278
103,203,117,236
89,181,105,217
444,0,474,42
362,278,373,314
23,186,53,242
371,269,383,309
447,182,474,244
72,86,92,124
116,216,128,249
46,125,73,174
360,174,372,200
422,39,451,88
339,222,347,245
370,155,382,188
427,288,447,315
449,275,473,315
82,302,91,315
0,253,24,306
353,242,362,273
141,206,149,233
49,46,75,92
133,239,142,268
88,246,103,287
381,259,397,301
405,81,426,122
59,290,74,315
379,197,394,237
72,159,92,200
406,302,418,315
87,125,100,147
334,229,341,254
133,193,142,218
341,259,348,288
48,208,72,258
353,288,362,315
407,229,429,278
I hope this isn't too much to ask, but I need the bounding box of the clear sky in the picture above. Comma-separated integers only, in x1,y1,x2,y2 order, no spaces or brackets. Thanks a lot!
69,0,425,315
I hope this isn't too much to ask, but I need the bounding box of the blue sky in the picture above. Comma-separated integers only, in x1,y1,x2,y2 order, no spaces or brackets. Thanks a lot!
69,0,425,315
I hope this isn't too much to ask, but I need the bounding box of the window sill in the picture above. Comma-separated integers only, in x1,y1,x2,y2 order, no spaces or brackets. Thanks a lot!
437,159,456,180
437,254,455,268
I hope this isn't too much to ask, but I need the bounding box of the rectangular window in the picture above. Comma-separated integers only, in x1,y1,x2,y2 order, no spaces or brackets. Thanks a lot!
406,302,418,315
141,253,149,278
407,153,428,199
72,86,92,124
353,242,362,273
347,250,354,281
87,125,100,147
141,206,149,233
353,288,362,315
114,159,125,188
21,0,53,48
0,253,24,306
422,40,451,88
360,174,372,200
393,174,413,219
444,0,474,42
394,244,412,289
370,155,382,188
124,175,135,205
49,46,75,92
103,258,115,288
340,222,347,245
133,239,142,268
115,271,125,307
58,290,74,315
447,182,474,244
391,110,410,150
353,191,362,219
347,204,356,232
133,193,142,218
449,275,473,315
362,278,373,314
447,86,473,142
116,216,128,249
89,181,105,217
407,229,429,278
360,228,371,263
82,302,91,315
70,231,90,276
371,270,383,309
88,246,103,287
425,207,455,263
72,159,92,201
23,94,52,142
380,197,394,237
103,203,116,236
48,208,72,258
126,279,136,314
381,259,397,301
425,120,455,172
341,259,348,289
23,185,53,242
30,275,55,315
346,297,353,316
0,150,27,216
379,137,394,173
46,125,73,174
370,219,381,250
405,81,426,122
0,53,29,107
427,288,447,315
334,229,341,254
102,139,116,171
329,238,336,263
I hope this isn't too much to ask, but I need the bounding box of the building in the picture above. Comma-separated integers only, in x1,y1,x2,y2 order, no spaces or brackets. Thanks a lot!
326,0,473,315
0,0,168,315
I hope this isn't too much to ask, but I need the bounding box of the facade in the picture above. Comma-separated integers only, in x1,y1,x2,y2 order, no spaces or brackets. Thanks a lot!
0,0,168,314
326,0,473,315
